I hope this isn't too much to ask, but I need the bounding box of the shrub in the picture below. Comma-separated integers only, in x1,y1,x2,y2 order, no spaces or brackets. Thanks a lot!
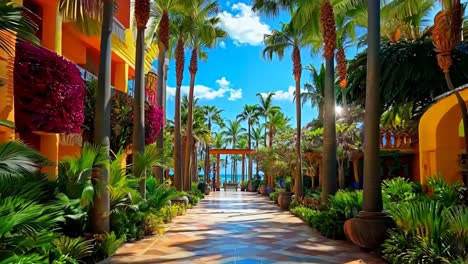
142,212,164,235
14,40,85,134
269,191,279,203
382,177,420,206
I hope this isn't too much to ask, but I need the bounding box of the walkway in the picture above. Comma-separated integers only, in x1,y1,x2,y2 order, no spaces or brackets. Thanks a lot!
112,191,385,264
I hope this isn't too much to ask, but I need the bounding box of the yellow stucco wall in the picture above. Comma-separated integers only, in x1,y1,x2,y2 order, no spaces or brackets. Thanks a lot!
419,88,468,185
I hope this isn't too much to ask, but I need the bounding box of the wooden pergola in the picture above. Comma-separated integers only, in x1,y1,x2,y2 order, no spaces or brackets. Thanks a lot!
209,149,255,190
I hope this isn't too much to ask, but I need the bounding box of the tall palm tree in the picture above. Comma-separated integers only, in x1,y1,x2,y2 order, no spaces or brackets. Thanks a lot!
59,0,114,234
133,0,151,199
263,20,306,198
184,0,226,191
202,105,223,182
251,126,264,178
169,13,191,191
237,104,260,181
320,0,337,202
256,93,280,146
148,0,183,181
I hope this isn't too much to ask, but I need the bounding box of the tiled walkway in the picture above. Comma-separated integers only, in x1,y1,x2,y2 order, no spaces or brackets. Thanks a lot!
112,191,385,264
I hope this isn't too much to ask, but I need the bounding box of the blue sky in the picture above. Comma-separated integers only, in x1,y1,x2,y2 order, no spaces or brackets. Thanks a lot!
158,0,449,134
161,0,324,132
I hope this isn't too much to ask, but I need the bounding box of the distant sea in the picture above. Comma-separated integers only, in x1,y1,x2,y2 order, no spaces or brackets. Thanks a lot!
212,174,263,184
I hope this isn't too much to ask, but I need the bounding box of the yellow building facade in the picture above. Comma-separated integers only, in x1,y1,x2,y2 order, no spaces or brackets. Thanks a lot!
0,0,158,177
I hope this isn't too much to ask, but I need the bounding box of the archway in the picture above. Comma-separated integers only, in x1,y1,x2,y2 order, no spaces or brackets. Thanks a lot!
209,149,255,191
419,85,468,184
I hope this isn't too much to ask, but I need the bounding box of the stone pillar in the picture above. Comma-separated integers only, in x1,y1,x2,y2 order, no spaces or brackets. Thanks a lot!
216,154,220,191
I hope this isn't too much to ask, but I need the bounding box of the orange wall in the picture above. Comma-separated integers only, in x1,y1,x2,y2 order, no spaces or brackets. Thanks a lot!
62,25,87,64
116,0,130,29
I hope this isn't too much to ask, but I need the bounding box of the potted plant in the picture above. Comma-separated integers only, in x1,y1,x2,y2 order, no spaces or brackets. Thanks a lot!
277,176,293,210
259,179,267,196
241,180,248,191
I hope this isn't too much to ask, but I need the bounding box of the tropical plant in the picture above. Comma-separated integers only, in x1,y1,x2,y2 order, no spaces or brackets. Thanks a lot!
237,104,260,181
146,178,180,211
202,105,224,182
183,0,226,191
59,0,116,234
54,236,94,261
0,0,38,56
263,20,307,198
256,92,280,146
98,232,125,258
0,141,49,183
300,63,325,125
133,0,151,199
59,143,109,208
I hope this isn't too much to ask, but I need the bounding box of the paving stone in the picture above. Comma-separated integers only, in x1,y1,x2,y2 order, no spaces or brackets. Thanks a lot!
111,191,385,264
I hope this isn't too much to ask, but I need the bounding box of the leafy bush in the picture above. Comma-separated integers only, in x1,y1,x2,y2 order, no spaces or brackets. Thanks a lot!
146,180,179,211
269,191,279,203
383,200,468,263
426,175,465,207
382,177,420,206
14,40,85,134
142,212,164,235
158,205,179,223
97,232,125,258
54,236,94,261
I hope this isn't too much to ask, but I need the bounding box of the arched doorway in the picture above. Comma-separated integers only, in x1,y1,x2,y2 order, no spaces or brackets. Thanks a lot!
419,85,468,184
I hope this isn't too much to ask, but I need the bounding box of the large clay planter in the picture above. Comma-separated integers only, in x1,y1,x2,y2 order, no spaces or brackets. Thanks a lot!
247,182,255,192
259,186,267,196
344,212,394,250
277,192,292,210
204,185,211,195
265,186,274,195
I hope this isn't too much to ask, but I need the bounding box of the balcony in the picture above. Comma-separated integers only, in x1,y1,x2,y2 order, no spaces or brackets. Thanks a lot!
112,19,126,43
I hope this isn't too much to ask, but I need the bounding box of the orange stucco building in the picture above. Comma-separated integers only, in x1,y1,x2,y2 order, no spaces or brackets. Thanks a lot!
0,0,158,177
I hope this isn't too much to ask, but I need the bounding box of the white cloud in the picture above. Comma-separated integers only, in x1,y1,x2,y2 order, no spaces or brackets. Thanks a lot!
217,2,270,46
219,41,226,48
167,77,242,101
260,86,306,101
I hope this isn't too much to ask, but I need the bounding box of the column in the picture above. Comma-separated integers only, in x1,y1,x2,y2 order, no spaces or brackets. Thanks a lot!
216,154,220,191
241,154,245,183
34,131,60,179
41,0,62,54
114,63,129,92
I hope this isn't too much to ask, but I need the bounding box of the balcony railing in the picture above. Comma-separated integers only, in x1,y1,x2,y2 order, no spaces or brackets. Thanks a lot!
112,19,126,43
379,128,418,150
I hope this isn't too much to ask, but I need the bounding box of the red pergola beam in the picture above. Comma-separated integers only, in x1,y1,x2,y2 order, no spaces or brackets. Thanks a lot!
209,149,254,155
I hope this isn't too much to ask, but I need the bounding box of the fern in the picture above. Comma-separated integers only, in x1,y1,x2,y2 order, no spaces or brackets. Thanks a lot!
54,236,94,260
99,232,125,257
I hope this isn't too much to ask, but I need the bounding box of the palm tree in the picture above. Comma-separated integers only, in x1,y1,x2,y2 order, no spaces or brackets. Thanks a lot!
148,0,183,181
59,0,114,234
263,20,306,198
320,0,338,202
224,119,245,180
183,0,226,191
202,105,223,182
237,104,260,181
251,126,264,178
133,0,151,199
169,13,191,191
256,93,280,146
300,63,325,124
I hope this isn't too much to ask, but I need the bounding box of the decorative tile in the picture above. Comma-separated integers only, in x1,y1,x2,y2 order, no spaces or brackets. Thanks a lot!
111,192,386,264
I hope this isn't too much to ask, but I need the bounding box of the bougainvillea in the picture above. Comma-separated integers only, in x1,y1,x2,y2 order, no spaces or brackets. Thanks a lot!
83,86,164,151
144,103,164,145
14,40,85,134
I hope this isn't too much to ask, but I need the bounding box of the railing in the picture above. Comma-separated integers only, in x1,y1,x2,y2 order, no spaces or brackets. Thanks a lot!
112,19,126,43
379,128,418,150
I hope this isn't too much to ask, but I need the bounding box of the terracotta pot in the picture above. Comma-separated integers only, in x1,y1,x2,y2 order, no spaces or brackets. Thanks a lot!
247,182,255,192
344,212,394,250
259,186,267,196
204,186,211,195
265,186,274,195
277,192,292,210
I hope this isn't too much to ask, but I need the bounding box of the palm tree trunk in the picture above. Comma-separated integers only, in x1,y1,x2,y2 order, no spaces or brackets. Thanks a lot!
155,46,166,182
321,57,337,202
248,122,252,181
293,46,303,198
133,27,146,198
361,0,382,213
192,142,198,182
205,121,211,183
173,35,184,191
91,0,113,234
184,48,198,191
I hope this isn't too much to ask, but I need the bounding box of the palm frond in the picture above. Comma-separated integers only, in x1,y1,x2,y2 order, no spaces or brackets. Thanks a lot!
0,141,49,184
